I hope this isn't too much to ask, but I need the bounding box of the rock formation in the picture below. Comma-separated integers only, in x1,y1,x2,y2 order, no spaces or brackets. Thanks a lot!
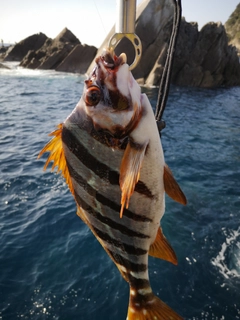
20,28,80,70
3,33,47,62
3,0,240,87
56,44,97,74
16,27,97,73
87,0,240,88
172,20,240,87
225,3,240,54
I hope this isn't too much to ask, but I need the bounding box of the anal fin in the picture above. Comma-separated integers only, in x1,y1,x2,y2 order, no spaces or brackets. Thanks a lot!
119,139,148,218
164,164,187,205
149,227,178,265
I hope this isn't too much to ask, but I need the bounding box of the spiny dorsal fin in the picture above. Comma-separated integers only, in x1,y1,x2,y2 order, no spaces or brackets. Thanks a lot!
164,164,187,205
149,227,178,265
119,139,148,218
38,124,74,195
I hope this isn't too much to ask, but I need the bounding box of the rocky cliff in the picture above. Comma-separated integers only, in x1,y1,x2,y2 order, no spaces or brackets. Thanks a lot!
3,0,240,87
3,33,47,62
172,20,240,87
225,3,240,54
87,0,240,88
19,27,97,72
3,28,97,74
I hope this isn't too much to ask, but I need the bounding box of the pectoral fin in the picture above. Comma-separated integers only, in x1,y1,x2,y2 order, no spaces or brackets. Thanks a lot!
164,164,187,205
149,227,178,265
119,139,148,218
38,123,74,195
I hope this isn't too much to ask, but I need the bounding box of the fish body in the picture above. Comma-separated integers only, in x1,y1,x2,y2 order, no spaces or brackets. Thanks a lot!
39,49,186,320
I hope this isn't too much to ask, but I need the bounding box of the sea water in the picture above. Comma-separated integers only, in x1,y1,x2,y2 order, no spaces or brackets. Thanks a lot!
0,63,240,320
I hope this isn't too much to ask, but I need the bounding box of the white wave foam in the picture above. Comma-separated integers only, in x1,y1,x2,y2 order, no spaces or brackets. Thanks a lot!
0,62,79,79
212,227,240,280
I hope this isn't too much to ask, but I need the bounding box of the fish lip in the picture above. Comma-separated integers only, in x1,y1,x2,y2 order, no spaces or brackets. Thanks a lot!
97,48,127,70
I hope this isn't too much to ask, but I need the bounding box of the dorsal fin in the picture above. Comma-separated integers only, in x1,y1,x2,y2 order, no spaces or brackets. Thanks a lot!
149,227,177,265
38,124,74,195
164,164,187,205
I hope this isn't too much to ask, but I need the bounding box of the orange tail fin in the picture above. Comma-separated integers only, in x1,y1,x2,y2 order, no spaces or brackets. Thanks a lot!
127,289,183,320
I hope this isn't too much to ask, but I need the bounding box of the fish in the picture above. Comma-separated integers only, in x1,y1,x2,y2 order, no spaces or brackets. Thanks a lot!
38,48,187,320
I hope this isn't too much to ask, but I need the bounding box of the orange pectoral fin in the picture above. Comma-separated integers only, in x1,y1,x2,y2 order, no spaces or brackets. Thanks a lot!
149,227,178,265
164,164,187,205
38,123,74,195
119,139,148,218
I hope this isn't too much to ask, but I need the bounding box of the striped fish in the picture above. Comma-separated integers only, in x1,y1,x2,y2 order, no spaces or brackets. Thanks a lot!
39,49,187,320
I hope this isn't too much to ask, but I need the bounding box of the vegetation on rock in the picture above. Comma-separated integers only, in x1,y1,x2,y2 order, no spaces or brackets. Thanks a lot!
225,3,240,51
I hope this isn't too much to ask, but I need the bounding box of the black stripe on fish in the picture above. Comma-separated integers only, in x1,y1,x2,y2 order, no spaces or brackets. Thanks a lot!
72,108,128,149
62,126,153,199
127,274,150,290
74,192,150,240
67,160,152,223
108,249,147,273
91,226,148,256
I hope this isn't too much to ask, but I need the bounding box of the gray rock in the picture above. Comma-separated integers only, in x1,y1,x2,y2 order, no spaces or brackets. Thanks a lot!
20,28,80,70
56,44,97,74
225,3,240,55
4,33,47,62
38,46,70,70
172,21,240,87
20,50,42,69
87,0,240,88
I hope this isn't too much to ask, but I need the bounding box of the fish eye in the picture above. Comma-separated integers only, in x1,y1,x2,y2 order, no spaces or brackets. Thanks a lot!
85,86,101,106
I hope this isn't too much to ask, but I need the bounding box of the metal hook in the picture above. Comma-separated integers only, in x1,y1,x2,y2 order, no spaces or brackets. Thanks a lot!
109,33,142,70
108,0,142,70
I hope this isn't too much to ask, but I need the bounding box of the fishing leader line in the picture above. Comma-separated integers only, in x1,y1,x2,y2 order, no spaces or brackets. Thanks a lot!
155,0,182,132
93,0,108,37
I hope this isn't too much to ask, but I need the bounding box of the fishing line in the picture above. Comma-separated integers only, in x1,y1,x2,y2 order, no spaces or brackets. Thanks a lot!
93,0,107,36
155,0,182,127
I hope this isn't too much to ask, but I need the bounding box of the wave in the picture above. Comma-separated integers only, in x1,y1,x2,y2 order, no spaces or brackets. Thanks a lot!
0,62,80,79
212,227,240,280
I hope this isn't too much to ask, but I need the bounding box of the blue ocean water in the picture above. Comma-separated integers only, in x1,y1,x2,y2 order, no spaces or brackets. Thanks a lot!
0,62,240,320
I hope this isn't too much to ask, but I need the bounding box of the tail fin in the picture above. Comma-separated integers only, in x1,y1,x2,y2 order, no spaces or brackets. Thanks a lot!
127,289,183,320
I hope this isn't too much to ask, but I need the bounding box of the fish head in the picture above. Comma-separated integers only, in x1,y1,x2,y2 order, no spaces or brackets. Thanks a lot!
80,48,142,137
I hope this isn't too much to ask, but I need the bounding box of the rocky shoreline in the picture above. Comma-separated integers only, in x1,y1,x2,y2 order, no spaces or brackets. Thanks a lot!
1,28,97,75
1,0,240,88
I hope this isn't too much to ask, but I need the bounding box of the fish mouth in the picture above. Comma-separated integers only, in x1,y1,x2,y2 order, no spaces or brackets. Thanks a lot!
98,48,127,70
84,48,130,112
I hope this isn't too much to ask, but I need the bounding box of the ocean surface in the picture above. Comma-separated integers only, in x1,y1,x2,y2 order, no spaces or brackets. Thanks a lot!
0,62,240,320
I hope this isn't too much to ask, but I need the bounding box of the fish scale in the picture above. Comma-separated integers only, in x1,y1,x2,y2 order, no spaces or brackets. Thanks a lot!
65,103,163,307
39,49,186,320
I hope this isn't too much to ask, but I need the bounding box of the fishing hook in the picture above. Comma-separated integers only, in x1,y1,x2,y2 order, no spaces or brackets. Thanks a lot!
155,0,182,131
108,0,142,70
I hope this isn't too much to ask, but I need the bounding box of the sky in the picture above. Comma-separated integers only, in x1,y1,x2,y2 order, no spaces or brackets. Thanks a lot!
1,0,239,47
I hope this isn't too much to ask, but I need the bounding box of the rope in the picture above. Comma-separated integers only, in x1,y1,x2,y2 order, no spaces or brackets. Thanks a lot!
155,0,182,128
